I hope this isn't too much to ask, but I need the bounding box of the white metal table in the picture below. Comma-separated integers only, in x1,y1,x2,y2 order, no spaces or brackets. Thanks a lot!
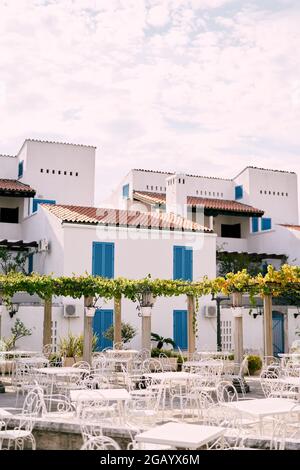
135,422,225,449
70,388,131,421
222,398,300,433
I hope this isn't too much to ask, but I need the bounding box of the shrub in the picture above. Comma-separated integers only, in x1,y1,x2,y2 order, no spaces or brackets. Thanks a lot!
103,322,137,344
247,355,262,375
151,348,175,358
1,318,32,350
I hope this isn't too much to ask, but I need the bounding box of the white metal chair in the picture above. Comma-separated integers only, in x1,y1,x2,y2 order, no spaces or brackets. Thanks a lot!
81,436,121,450
0,389,42,450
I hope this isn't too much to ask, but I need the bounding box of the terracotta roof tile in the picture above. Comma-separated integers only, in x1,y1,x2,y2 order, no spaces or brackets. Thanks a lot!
42,204,212,233
279,224,300,232
133,191,264,216
0,179,36,196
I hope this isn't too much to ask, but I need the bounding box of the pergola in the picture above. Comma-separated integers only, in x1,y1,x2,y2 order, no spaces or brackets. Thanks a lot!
0,265,299,364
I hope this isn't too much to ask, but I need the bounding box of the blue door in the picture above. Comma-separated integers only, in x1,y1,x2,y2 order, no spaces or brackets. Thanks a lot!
93,309,114,351
272,312,284,357
173,310,188,350
92,242,114,278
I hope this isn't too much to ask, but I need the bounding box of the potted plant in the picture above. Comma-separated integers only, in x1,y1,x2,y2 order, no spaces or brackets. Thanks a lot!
247,355,263,376
0,319,32,374
58,333,80,366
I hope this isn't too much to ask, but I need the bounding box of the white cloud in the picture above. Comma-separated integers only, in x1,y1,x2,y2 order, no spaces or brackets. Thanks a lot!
0,0,299,204
147,4,170,27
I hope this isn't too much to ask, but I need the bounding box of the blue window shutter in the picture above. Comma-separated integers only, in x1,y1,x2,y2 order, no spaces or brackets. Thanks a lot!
173,246,192,281
93,309,113,350
18,161,24,178
235,185,243,200
173,310,188,350
104,243,114,278
28,254,33,274
32,198,56,213
122,184,129,199
173,246,183,280
92,242,114,278
261,218,272,231
184,247,193,281
252,217,259,233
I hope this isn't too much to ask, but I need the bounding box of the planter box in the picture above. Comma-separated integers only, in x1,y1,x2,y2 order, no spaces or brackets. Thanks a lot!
62,357,76,367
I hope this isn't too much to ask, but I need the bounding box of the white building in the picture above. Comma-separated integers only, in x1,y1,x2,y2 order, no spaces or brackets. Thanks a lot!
0,139,299,355
107,167,299,266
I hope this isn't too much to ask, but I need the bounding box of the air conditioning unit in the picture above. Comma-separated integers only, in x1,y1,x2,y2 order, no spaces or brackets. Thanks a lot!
63,304,81,318
38,238,49,252
204,305,217,318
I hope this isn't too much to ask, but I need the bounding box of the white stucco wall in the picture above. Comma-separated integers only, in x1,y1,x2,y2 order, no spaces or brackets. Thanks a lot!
18,140,96,207
0,155,17,178
247,167,298,225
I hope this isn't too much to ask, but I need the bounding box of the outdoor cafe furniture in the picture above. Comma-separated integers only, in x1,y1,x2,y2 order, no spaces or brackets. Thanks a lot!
34,366,87,397
16,357,50,367
221,397,300,434
70,388,131,422
134,422,226,450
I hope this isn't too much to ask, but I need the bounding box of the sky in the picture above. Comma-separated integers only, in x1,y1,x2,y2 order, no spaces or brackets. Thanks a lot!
0,0,300,205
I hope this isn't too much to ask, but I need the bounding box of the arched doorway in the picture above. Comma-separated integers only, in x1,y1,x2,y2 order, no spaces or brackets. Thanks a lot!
272,311,285,357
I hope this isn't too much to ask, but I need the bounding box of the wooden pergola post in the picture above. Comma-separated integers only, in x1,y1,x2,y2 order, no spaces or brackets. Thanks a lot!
141,309,152,351
187,295,196,357
232,292,243,366
83,296,94,364
263,294,273,363
114,296,122,348
43,296,52,347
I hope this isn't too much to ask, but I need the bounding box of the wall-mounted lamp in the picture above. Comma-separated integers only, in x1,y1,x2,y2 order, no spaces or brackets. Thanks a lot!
253,306,263,319
8,303,19,318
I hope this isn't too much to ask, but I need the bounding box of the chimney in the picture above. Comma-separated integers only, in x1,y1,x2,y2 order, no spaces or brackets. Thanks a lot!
166,173,188,218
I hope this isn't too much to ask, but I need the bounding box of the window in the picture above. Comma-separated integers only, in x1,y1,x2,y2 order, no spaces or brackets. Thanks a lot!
0,207,19,223
70,172,73,176
46,169,49,174
122,184,129,199
261,218,272,231
221,224,241,239
173,246,193,281
28,253,33,274
92,242,114,278
52,170,55,174
32,198,56,213
235,185,243,200
75,172,78,176
252,217,259,233
40,169,43,173
146,185,149,190
58,170,61,175
18,161,24,178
